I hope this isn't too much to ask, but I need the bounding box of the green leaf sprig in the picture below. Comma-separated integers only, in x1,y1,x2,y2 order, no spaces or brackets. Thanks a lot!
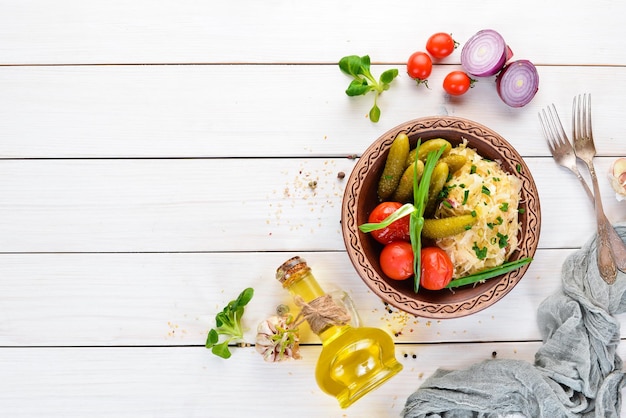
205,287,254,359
338,55,399,123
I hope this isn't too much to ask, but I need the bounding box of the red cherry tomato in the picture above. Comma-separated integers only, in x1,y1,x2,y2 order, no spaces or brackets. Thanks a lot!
368,202,410,245
426,33,458,59
406,51,432,84
420,247,454,290
380,241,414,280
443,71,474,96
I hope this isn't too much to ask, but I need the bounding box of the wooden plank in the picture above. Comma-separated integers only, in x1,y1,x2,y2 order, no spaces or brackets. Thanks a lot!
1,0,624,65
1,65,626,158
0,157,623,253
0,343,625,417
0,250,623,346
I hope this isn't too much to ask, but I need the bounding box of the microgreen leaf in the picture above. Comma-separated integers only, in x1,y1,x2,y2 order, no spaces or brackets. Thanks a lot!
346,79,371,96
369,103,381,123
206,328,219,347
338,54,398,123
206,287,254,359
338,55,364,78
446,257,532,288
211,342,232,359
358,203,416,233
380,68,399,85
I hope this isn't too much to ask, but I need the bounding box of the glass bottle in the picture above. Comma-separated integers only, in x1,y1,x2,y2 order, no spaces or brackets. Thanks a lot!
276,256,403,409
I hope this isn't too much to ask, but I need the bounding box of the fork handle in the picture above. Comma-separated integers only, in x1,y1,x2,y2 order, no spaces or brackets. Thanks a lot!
587,162,618,284
576,168,626,271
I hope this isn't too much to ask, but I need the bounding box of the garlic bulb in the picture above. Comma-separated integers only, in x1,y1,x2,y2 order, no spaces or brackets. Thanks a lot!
255,314,301,362
609,158,626,201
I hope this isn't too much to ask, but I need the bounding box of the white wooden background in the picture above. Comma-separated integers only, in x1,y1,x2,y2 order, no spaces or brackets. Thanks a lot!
1,1,626,417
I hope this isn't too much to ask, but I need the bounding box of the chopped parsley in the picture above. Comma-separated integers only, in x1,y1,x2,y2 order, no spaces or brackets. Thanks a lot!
472,242,488,260
497,232,509,249
499,202,509,212
481,185,491,195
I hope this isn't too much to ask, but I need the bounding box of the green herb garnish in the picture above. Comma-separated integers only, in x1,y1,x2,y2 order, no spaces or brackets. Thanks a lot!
205,287,254,359
472,242,488,260
446,257,532,288
338,55,399,123
411,143,446,292
497,232,509,248
462,189,469,205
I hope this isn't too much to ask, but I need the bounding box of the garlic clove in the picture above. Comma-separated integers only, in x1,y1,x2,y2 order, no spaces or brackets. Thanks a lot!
609,158,626,201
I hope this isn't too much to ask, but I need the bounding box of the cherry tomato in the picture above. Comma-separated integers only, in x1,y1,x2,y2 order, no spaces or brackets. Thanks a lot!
426,33,458,59
443,71,474,96
420,247,454,290
406,51,432,85
368,202,410,245
380,241,414,280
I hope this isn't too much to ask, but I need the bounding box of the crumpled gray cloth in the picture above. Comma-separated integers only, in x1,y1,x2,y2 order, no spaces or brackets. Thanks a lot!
402,224,626,418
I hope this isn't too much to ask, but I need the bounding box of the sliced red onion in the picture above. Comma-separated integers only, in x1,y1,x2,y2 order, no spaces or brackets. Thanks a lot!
461,29,511,77
496,60,539,107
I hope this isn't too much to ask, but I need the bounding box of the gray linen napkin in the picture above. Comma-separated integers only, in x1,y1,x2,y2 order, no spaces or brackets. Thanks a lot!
402,224,626,418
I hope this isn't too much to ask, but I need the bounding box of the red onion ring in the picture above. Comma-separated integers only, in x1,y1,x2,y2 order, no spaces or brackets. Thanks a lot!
461,29,511,77
496,60,539,107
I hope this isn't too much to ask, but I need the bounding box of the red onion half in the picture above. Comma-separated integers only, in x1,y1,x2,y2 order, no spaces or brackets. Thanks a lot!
496,60,539,107
461,29,511,77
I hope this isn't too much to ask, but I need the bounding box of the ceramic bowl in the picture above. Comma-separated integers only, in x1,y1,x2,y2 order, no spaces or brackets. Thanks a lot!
341,116,541,319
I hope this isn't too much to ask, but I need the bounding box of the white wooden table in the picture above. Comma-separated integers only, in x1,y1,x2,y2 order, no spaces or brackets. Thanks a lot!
1,1,625,416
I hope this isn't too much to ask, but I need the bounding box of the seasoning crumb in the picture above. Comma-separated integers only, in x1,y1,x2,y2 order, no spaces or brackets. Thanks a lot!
492,351,497,358
412,354,417,359
308,180,317,189
337,171,345,179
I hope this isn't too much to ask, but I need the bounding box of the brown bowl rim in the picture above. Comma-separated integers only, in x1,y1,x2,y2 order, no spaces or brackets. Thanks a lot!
341,116,541,319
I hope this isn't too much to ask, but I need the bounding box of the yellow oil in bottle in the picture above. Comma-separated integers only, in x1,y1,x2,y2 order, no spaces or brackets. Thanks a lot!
276,256,403,409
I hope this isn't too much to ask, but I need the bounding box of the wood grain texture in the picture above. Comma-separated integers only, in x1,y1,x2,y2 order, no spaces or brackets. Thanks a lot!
0,158,623,253
2,0,626,416
1,65,626,158
0,0,624,65
4,342,622,418
0,249,620,346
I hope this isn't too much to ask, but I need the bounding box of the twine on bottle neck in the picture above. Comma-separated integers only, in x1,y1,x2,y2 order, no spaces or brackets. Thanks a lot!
292,294,351,334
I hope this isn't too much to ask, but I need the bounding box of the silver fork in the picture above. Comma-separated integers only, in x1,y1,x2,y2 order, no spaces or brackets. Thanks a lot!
539,102,626,280
572,93,618,284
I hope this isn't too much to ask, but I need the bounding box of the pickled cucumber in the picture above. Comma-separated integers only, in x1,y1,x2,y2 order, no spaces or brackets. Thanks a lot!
424,161,449,217
417,138,452,162
392,160,424,203
377,133,410,201
422,214,477,239
440,154,468,174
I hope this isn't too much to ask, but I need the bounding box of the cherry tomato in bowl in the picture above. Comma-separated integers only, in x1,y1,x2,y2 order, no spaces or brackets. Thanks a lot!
380,241,414,280
368,202,410,244
420,247,454,290
407,51,432,85
443,71,475,96
426,33,458,59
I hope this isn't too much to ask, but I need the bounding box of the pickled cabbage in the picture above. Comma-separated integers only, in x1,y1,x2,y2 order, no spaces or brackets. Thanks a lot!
434,140,522,278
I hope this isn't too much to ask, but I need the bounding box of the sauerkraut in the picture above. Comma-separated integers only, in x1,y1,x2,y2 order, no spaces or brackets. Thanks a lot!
434,140,522,278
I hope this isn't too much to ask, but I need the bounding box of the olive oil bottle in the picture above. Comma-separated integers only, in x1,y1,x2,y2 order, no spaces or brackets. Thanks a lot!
276,256,403,408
